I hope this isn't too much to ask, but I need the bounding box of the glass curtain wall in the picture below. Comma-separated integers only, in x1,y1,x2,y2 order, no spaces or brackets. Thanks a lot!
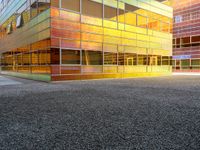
1,39,51,74
0,0,51,81
0,0,50,39
50,0,172,80
0,0,172,81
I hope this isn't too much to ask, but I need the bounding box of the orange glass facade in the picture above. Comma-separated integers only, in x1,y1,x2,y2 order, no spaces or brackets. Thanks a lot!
0,0,172,81
173,0,200,72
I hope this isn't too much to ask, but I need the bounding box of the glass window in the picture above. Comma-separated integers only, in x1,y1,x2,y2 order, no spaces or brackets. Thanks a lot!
61,0,80,12
118,9,125,23
31,0,38,18
82,0,102,18
31,51,38,65
162,56,169,65
148,55,161,66
22,53,30,65
22,7,30,24
6,23,12,34
46,49,51,65
137,15,147,28
125,12,136,26
38,0,50,14
181,59,190,66
158,56,161,65
174,15,182,23
161,22,169,32
104,52,117,65
38,50,48,65
51,0,59,7
51,48,60,64
118,53,124,65
104,6,117,21
192,59,200,66
138,55,147,65
125,3,139,12
148,18,160,31
82,50,103,65
192,36,200,43
62,49,80,64
16,15,23,28
124,53,137,65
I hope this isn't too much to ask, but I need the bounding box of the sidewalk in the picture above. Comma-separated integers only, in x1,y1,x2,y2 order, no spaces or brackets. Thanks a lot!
173,72,200,76
0,75,21,86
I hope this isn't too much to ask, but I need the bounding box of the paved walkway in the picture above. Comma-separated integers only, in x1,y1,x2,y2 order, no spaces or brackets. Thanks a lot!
173,72,200,76
0,76,200,149
0,75,21,86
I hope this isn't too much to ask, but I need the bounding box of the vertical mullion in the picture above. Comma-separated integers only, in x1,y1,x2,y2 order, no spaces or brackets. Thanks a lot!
80,0,82,75
59,38,62,75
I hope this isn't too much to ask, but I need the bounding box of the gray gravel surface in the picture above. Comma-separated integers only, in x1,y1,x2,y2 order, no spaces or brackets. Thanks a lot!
0,76,200,150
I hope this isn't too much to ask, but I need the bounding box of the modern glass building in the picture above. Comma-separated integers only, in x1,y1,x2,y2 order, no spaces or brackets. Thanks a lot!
173,0,200,72
0,0,172,81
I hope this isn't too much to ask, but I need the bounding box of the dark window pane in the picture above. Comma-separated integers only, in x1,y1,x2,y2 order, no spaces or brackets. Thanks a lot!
51,48,60,64
104,6,117,21
82,50,103,65
118,53,124,65
62,49,80,64
138,55,147,65
125,4,139,12
124,53,137,65
158,56,162,65
104,52,117,65
162,56,169,65
38,0,50,14
82,0,102,18
23,53,30,65
61,0,80,12
181,59,190,66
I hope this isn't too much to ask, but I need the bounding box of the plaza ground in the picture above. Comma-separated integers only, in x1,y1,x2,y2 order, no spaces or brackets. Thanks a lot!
0,75,200,149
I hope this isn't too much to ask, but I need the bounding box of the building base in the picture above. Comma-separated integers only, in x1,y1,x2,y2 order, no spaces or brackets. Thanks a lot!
51,72,172,81
1,71,171,82
1,71,51,82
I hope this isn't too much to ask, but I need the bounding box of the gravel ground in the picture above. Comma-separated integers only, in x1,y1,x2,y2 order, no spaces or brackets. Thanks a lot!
0,75,200,150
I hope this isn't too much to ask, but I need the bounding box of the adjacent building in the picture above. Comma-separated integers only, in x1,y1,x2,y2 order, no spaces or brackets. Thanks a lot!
0,0,173,81
173,0,200,72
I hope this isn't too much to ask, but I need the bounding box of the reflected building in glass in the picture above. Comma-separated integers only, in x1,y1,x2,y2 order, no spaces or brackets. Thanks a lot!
0,0,172,81
173,0,200,72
